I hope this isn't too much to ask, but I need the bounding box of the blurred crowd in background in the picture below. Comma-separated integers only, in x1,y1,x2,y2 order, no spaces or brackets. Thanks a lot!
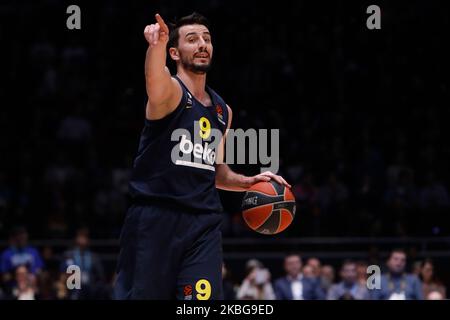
1,0,450,300
0,226,447,300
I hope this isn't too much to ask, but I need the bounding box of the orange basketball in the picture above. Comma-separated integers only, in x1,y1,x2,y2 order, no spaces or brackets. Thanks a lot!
241,180,296,235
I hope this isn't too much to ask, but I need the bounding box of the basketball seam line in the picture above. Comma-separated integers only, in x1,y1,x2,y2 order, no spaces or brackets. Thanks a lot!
276,210,282,234
254,204,274,230
277,209,294,233
269,182,278,195
245,202,295,230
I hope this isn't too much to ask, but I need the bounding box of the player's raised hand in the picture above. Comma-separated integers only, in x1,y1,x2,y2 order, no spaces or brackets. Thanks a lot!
144,13,169,48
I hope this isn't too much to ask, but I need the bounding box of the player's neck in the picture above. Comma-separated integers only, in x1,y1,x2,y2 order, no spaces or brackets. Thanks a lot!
177,69,207,101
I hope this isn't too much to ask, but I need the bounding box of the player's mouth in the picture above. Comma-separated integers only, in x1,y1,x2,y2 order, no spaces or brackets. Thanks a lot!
194,53,210,59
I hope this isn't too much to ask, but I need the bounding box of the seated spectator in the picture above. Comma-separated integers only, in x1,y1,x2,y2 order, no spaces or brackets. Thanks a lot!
36,269,57,300
306,257,322,278
427,290,444,300
302,264,315,278
356,260,369,286
237,259,275,300
11,265,38,300
273,254,325,300
371,249,423,300
0,226,44,288
320,265,335,293
420,259,446,299
60,227,107,299
412,260,422,276
222,262,236,300
327,260,370,300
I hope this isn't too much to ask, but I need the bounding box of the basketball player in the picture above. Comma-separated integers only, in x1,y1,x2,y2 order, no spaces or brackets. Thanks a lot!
114,12,290,300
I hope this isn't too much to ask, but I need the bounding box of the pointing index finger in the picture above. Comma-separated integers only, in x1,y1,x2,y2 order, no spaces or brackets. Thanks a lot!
155,13,169,33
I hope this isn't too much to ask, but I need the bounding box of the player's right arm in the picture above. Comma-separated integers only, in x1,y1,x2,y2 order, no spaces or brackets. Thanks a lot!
143,14,182,120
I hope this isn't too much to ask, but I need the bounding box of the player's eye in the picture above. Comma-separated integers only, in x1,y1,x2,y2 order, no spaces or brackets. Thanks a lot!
204,37,211,43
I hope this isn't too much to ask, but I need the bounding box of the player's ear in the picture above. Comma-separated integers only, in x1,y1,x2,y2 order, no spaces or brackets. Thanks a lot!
169,47,180,61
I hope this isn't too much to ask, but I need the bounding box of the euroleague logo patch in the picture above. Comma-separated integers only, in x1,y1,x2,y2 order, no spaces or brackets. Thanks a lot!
216,104,226,125
183,284,193,300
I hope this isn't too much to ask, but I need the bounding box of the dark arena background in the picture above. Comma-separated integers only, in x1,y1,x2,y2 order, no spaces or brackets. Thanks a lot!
1,0,450,302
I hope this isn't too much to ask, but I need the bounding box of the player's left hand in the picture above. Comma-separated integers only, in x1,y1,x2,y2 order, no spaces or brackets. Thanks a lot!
247,171,291,189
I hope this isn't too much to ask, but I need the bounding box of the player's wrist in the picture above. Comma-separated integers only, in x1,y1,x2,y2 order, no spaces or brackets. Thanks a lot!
240,175,253,189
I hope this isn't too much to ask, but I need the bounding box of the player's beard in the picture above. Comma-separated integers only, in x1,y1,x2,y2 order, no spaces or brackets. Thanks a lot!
181,54,212,74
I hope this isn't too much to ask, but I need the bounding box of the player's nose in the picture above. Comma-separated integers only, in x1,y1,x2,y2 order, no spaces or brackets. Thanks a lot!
198,38,208,48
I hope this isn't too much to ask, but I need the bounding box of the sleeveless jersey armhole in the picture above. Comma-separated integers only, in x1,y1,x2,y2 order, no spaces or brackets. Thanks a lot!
208,87,229,133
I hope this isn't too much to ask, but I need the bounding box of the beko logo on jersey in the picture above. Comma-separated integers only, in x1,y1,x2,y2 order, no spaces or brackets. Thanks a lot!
171,119,222,172
179,135,216,165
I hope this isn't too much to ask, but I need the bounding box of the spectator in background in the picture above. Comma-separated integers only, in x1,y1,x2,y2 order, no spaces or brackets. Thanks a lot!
306,257,322,278
273,254,325,300
11,265,38,300
412,260,422,277
327,260,370,300
0,226,44,288
427,290,445,300
420,259,446,299
237,259,275,300
320,265,335,293
302,264,315,278
371,249,423,300
356,260,369,286
36,269,57,300
60,227,107,299
222,262,236,300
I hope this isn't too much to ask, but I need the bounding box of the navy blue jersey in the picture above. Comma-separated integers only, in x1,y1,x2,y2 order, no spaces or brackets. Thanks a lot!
129,76,229,213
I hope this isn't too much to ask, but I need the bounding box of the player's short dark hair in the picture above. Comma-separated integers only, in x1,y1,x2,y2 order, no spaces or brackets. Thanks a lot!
168,12,210,49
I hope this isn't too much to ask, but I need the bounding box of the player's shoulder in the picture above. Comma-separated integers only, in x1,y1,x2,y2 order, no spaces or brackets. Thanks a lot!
170,75,185,93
